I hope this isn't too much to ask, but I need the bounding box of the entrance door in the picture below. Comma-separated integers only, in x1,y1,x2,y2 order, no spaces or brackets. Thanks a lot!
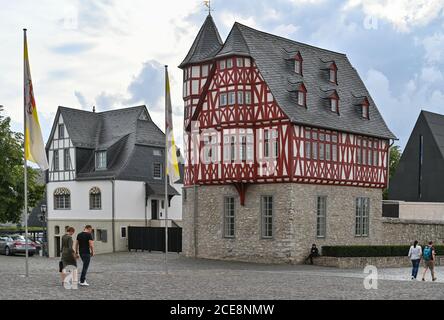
55,236,61,257
151,200,159,220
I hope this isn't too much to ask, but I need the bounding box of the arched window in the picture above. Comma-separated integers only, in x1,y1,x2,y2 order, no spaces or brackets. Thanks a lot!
90,187,102,210
54,188,71,210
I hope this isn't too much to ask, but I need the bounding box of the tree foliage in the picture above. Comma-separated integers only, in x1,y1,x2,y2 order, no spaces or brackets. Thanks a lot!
383,145,402,200
0,109,45,223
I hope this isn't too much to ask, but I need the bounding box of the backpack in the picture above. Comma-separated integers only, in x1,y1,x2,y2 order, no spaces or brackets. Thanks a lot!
423,246,432,261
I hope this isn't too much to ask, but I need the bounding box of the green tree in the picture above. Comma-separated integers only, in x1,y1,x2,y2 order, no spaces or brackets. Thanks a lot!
0,108,45,223
383,145,402,200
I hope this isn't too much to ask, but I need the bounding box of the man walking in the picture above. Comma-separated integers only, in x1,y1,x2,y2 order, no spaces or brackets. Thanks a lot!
422,241,437,282
75,225,94,287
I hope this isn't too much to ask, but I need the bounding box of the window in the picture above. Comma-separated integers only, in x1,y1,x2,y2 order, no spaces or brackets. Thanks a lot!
53,150,59,171
240,136,247,161
202,65,209,77
226,59,233,69
228,91,236,105
355,197,370,237
58,124,65,139
331,98,338,113
329,69,336,83
294,52,303,74
264,130,270,158
230,136,236,162
237,91,244,105
317,196,327,238
245,92,252,104
261,196,273,238
54,226,60,235
96,229,108,243
153,162,162,179
297,91,306,107
220,93,227,107
362,102,369,119
224,197,235,238
236,58,244,68
54,188,71,210
63,149,70,171
121,227,127,238
220,60,226,70
153,149,162,156
89,187,102,210
95,151,107,170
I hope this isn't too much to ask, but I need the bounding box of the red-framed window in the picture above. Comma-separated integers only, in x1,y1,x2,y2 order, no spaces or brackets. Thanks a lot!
355,137,380,167
329,62,338,84
294,52,303,75
297,83,307,107
304,128,339,162
362,98,370,119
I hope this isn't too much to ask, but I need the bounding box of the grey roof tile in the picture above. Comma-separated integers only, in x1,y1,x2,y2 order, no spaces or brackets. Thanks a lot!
179,15,223,68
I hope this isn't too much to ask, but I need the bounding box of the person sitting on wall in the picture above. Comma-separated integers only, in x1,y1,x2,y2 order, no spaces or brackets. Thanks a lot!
305,244,320,265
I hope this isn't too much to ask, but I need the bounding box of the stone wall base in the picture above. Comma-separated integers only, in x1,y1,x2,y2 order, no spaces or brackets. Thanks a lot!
313,256,444,269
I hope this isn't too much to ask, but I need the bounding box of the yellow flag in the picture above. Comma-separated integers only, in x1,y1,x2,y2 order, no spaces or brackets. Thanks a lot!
24,30,49,170
165,67,180,183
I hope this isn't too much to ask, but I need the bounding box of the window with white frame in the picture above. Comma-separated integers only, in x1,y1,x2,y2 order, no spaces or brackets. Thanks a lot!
153,162,162,179
54,188,71,210
245,91,252,104
317,196,327,238
237,91,244,105
53,150,59,171
220,60,226,70
331,98,338,113
220,93,227,107
89,187,102,210
236,58,244,68
226,59,233,69
58,124,65,139
228,91,236,105
261,196,273,238
95,151,107,170
223,197,235,238
297,91,306,107
355,197,370,237
64,149,70,171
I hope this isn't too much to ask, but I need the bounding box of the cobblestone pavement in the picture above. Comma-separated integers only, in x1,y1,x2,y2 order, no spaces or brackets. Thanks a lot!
0,252,443,300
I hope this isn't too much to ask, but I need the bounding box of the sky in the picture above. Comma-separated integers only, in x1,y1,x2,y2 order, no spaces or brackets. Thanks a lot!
1,0,444,152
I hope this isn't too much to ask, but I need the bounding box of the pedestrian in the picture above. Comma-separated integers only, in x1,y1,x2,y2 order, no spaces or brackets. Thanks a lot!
75,225,95,287
421,241,437,282
304,244,320,265
60,227,77,285
408,240,422,280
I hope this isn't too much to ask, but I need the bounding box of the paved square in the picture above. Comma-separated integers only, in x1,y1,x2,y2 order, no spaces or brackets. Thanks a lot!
0,252,443,300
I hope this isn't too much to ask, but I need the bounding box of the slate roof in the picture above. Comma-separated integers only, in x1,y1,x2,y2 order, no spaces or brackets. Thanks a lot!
421,111,444,158
48,106,181,195
182,17,396,140
179,15,223,68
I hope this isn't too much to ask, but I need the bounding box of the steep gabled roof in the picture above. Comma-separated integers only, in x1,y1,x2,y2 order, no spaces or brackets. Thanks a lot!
230,23,396,140
48,106,182,192
421,111,444,159
179,15,223,68
215,23,250,58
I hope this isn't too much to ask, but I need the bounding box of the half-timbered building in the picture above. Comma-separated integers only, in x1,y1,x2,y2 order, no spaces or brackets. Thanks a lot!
181,15,396,263
46,105,183,257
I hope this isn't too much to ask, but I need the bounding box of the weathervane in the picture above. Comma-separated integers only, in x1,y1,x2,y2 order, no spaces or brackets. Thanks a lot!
204,0,213,15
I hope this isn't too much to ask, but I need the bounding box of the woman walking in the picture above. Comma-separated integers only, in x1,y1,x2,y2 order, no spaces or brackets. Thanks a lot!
60,227,78,285
408,240,422,280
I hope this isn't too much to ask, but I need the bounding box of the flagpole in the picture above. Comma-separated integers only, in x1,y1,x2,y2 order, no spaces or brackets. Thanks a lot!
164,65,169,275
23,28,29,278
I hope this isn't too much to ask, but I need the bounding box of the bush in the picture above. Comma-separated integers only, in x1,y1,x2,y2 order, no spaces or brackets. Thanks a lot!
322,245,444,257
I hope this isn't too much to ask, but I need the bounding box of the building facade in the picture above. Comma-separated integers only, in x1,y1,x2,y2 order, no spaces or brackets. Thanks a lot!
46,106,182,257
181,15,396,263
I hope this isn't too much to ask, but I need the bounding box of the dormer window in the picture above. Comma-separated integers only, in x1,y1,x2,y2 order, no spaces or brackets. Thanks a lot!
294,52,303,75
331,98,338,113
329,62,338,84
362,99,370,119
95,151,107,170
296,83,307,107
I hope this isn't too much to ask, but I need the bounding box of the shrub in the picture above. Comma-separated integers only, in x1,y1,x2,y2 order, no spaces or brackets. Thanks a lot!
322,245,444,257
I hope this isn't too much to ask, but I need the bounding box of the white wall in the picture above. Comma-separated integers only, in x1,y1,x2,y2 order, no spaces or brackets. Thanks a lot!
396,201,444,221
48,181,112,221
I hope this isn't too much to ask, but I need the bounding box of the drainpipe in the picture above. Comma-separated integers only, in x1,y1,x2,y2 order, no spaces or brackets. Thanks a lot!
111,178,116,253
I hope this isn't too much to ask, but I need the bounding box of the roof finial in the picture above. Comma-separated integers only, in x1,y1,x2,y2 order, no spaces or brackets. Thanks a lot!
93,106,96,113
204,0,213,15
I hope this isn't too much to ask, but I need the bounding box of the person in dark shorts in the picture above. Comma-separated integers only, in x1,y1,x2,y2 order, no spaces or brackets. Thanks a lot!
75,225,94,287
305,244,320,265
422,241,437,282
60,227,77,285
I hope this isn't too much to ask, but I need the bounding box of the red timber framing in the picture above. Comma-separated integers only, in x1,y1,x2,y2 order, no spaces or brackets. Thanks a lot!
183,55,390,203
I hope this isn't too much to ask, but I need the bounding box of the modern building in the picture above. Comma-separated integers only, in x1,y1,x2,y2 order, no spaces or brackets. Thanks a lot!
46,105,182,257
181,15,397,264
386,111,444,222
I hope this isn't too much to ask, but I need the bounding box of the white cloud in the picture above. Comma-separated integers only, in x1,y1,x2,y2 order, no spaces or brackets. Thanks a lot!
420,66,443,83
272,24,300,38
344,0,444,32
422,33,444,64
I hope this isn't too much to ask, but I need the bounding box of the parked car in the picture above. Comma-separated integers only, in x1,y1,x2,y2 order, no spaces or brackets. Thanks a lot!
0,234,37,256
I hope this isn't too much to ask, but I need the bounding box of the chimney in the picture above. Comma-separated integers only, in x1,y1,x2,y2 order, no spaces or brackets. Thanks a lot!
93,106,96,113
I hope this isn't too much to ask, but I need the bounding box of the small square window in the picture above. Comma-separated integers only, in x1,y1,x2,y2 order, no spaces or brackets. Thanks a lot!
153,149,162,156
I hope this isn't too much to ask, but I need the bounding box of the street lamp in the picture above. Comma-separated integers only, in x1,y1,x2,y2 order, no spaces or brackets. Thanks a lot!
40,203,47,257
